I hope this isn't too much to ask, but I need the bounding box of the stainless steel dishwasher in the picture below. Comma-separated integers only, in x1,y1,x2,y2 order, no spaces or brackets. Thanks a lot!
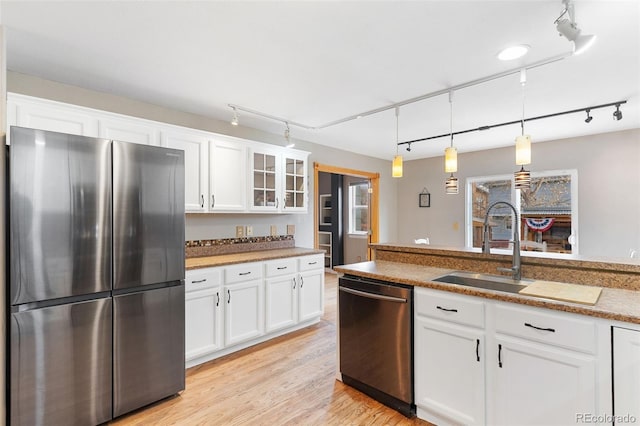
339,275,415,417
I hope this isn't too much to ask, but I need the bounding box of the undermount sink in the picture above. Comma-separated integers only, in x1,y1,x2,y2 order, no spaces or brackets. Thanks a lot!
432,271,532,294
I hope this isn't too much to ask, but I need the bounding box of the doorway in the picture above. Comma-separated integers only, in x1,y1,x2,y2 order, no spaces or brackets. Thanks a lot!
313,163,380,268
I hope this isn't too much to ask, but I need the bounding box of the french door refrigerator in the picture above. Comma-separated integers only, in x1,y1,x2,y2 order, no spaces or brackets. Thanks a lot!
8,127,185,425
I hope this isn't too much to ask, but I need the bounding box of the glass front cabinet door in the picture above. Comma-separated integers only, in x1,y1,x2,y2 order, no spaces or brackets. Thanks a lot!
251,149,280,211
283,153,307,212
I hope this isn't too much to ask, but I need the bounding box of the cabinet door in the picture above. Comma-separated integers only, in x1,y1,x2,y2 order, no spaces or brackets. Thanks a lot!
282,153,308,213
265,275,298,332
298,270,324,322
415,316,485,426
185,287,223,361
488,336,597,426
224,280,264,346
249,148,280,212
209,138,247,211
14,98,98,137
162,131,209,212
613,327,640,421
99,117,160,146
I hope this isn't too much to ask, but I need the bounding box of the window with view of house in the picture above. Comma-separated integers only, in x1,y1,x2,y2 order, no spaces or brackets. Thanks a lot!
348,182,369,235
466,170,578,255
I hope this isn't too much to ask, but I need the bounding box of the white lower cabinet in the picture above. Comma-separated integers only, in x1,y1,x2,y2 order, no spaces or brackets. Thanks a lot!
613,327,640,421
185,254,324,367
224,279,264,346
488,335,597,426
415,287,604,426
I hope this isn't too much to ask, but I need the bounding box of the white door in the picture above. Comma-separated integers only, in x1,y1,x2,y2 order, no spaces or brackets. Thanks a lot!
613,327,640,421
298,270,323,322
415,316,485,425
99,117,160,146
265,275,298,332
162,130,209,212
185,287,223,361
224,280,264,346
488,336,597,426
209,138,247,211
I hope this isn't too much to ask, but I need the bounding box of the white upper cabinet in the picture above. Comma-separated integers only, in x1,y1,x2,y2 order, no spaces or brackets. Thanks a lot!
7,94,99,140
209,137,247,212
282,152,308,212
162,130,209,213
99,116,160,146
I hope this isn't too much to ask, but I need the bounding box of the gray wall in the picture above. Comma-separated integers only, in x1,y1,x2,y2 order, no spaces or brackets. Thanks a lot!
397,128,640,259
7,71,398,248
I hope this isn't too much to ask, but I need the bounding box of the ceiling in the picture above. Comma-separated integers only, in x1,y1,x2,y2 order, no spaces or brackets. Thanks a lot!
1,1,638,161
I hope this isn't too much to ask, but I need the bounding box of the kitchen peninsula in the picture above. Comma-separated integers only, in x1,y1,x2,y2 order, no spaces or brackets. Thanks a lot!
335,243,640,426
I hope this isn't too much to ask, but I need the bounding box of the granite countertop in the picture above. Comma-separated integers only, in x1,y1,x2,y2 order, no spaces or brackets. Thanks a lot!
186,247,324,270
334,260,640,325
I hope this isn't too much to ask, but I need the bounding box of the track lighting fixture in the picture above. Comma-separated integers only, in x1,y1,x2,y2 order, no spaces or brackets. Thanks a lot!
406,143,412,152
284,122,295,148
613,104,623,121
585,109,592,123
514,69,531,190
392,107,403,178
445,91,458,194
230,106,239,126
555,0,596,55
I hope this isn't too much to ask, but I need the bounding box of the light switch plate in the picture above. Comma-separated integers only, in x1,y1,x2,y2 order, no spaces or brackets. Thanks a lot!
287,224,295,235
246,225,253,236
236,225,245,238
270,225,278,236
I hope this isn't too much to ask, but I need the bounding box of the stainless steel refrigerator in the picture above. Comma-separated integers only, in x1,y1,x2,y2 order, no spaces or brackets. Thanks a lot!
8,127,186,425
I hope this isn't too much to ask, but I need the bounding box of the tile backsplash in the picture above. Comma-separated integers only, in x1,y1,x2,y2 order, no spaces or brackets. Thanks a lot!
185,235,295,258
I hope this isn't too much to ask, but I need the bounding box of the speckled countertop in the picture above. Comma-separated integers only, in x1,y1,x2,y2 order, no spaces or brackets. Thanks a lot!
186,247,324,270
334,260,640,325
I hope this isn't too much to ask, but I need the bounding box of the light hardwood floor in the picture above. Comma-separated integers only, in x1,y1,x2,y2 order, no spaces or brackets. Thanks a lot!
110,273,431,426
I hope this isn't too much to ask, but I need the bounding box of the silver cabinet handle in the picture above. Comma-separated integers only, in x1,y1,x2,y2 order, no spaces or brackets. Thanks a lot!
201,194,204,208
277,266,288,270
191,278,207,284
239,272,251,276
283,194,286,209
293,277,297,289
276,197,279,208
211,194,215,208
216,292,220,307
227,289,231,304
300,276,304,288
308,261,317,265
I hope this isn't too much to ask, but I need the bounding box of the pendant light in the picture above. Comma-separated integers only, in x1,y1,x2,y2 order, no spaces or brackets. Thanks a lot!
514,69,531,189
392,107,403,178
445,91,458,194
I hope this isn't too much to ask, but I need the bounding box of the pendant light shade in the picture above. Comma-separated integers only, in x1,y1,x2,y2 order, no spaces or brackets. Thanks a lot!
445,146,458,173
515,134,531,165
445,174,459,195
392,107,403,178
515,166,531,189
392,155,403,178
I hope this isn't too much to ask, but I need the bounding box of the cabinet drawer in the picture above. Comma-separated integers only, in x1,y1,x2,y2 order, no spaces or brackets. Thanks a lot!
186,268,222,291
225,262,263,284
298,254,324,271
415,287,485,328
493,303,596,354
265,258,297,277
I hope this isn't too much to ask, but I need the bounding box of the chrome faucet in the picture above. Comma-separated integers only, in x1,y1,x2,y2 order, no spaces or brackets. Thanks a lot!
482,201,522,281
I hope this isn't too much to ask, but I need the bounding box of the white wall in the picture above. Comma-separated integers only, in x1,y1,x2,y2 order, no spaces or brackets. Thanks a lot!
7,71,398,249
397,129,640,259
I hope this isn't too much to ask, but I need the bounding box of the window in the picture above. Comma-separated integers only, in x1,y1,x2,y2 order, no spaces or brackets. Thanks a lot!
349,182,369,235
466,170,578,255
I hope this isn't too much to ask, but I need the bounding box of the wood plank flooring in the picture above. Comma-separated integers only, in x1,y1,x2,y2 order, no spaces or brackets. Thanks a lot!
110,273,431,426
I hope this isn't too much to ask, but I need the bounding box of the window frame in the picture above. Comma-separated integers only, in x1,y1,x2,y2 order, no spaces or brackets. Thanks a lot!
464,169,579,255
348,181,369,236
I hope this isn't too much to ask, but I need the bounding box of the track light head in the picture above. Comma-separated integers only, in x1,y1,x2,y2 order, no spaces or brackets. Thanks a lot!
555,1,596,55
406,143,411,152
584,109,592,123
613,104,623,121
230,106,239,126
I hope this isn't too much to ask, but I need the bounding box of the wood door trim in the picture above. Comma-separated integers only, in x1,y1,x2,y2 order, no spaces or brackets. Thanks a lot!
313,163,380,261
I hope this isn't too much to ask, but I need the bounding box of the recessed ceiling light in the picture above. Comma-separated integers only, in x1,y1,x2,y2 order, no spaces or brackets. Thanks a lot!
497,45,530,61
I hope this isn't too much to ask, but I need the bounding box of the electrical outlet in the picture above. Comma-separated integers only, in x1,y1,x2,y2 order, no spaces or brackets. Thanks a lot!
287,224,295,235
270,225,278,236
236,225,245,238
246,225,253,236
